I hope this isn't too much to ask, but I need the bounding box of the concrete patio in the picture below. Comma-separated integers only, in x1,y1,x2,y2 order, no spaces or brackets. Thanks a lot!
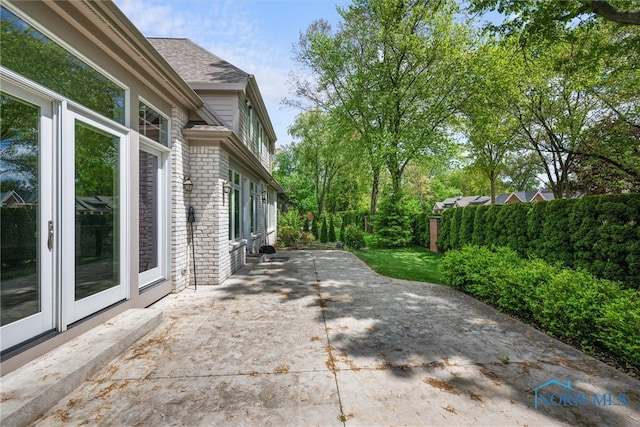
3,250,639,426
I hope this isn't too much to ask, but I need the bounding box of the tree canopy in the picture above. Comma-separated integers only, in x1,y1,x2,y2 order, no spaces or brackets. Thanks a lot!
282,0,640,236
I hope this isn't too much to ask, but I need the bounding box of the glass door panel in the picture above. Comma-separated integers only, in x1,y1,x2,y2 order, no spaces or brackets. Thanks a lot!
139,150,158,274
74,121,120,300
138,148,164,287
66,115,126,323
0,88,54,351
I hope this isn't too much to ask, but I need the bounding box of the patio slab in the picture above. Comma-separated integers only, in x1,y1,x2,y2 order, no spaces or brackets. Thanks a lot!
8,250,640,426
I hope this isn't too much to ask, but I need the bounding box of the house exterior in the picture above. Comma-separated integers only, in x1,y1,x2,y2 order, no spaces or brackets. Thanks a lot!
432,191,555,213
1,0,279,374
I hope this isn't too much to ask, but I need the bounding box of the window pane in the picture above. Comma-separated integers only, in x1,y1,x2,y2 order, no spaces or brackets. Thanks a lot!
1,7,125,124
233,189,240,239
250,194,255,233
139,151,158,273
228,191,233,240
139,102,168,146
74,121,119,300
0,93,40,325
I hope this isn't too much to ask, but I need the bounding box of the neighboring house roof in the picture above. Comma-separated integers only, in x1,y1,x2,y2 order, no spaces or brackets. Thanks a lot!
75,196,114,214
494,193,510,205
147,38,248,87
1,189,37,206
454,195,490,208
433,191,558,212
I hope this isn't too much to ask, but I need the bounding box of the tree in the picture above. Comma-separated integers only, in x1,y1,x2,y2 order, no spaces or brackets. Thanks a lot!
288,0,472,213
571,117,640,194
328,216,337,242
272,143,316,215
460,40,521,203
1,94,39,189
320,217,329,243
468,1,640,40
501,152,543,192
288,111,353,218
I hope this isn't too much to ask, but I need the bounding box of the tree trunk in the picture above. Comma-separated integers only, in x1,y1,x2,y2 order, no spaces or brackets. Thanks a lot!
370,169,379,216
490,174,496,204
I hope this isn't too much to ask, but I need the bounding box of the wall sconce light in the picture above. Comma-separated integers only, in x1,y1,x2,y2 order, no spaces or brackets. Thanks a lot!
183,176,193,193
222,180,232,195
261,189,267,203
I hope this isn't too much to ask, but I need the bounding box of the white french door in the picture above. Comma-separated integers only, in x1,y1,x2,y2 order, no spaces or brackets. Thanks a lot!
1,81,129,352
0,83,55,351
61,112,128,324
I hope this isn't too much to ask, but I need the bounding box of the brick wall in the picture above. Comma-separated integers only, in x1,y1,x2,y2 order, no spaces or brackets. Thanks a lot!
171,107,190,291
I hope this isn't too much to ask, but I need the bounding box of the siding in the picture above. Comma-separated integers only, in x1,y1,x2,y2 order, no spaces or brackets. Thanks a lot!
202,93,236,129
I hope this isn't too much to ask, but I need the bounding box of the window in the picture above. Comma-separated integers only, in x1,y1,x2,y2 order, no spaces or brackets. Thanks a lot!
138,145,168,287
258,122,263,155
228,169,241,241
247,106,253,145
250,182,258,233
1,7,125,124
139,101,168,146
137,100,169,287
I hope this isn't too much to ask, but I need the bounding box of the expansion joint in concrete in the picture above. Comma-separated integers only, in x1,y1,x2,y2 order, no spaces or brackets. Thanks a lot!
312,255,347,426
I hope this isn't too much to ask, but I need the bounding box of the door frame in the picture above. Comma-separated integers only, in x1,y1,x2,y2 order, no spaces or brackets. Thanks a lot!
61,109,130,326
0,80,56,351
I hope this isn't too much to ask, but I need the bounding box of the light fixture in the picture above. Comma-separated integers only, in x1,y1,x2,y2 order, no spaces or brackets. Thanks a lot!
222,180,232,195
183,176,193,193
261,189,267,203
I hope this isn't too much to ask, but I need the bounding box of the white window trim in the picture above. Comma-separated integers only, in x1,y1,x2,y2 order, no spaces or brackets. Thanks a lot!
229,169,243,242
139,97,171,148
138,139,170,288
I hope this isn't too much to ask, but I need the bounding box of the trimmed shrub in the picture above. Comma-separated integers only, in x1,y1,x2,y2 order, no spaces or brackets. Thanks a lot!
471,205,488,247
344,224,366,250
441,245,640,368
300,232,315,244
311,219,319,239
320,217,328,243
449,207,464,250
482,205,500,248
412,212,431,247
458,206,476,248
440,245,498,294
328,216,336,242
374,195,414,247
540,199,574,267
434,194,640,289
533,269,620,345
497,258,561,320
569,196,599,272
502,203,530,256
278,226,298,247
437,208,453,251
526,201,547,258
596,289,640,366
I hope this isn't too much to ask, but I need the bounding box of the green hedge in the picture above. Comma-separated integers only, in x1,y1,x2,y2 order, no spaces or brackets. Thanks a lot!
436,194,640,289
441,246,640,368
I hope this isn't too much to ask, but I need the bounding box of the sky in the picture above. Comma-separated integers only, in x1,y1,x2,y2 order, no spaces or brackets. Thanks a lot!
114,0,352,147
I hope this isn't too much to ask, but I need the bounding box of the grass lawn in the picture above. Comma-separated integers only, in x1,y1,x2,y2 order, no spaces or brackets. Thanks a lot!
353,245,445,284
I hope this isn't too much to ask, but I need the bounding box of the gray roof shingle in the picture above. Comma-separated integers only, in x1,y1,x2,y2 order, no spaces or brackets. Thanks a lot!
147,38,248,85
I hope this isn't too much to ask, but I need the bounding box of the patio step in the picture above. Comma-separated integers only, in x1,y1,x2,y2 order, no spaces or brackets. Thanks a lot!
0,308,163,427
